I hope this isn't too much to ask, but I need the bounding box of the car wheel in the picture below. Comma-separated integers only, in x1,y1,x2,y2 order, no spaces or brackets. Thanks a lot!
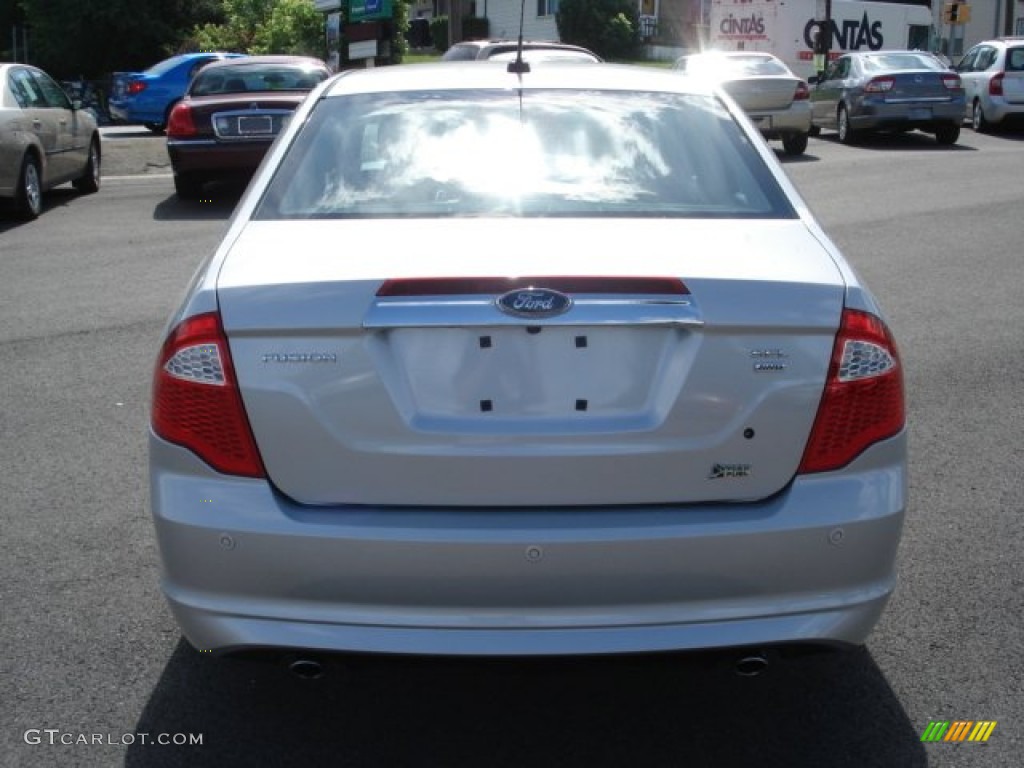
971,100,991,133
837,105,857,145
73,137,101,193
934,123,960,146
14,154,43,219
781,132,809,156
174,173,205,200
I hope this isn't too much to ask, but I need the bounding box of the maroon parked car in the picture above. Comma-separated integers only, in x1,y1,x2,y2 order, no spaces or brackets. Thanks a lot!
166,56,330,199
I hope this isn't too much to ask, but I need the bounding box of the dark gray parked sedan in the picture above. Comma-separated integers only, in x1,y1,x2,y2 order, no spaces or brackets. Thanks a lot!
810,51,965,145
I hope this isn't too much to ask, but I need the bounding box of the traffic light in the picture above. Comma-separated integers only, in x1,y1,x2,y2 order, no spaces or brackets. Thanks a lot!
943,3,971,24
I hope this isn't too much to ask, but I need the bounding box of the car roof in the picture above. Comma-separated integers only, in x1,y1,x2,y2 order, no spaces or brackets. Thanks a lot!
324,61,709,98
198,55,327,72
452,39,600,59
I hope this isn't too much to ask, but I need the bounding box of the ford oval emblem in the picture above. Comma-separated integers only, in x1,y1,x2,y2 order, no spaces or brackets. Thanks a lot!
496,288,573,318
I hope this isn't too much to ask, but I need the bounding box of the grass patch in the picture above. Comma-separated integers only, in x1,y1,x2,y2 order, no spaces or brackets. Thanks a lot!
402,52,443,65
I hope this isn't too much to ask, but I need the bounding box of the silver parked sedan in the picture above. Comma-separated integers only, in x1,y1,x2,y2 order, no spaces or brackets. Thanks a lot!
150,62,907,663
674,51,812,156
810,51,965,145
0,63,101,218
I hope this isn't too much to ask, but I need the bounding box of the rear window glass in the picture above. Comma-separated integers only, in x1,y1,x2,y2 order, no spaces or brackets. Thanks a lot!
145,55,191,76
686,55,790,78
254,89,795,220
191,63,327,95
440,44,483,61
861,53,947,72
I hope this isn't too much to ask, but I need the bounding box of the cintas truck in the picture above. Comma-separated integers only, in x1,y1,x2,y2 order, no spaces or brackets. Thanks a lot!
709,0,934,79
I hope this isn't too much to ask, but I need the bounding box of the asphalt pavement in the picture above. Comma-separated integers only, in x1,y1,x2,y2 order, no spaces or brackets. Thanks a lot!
99,126,172,178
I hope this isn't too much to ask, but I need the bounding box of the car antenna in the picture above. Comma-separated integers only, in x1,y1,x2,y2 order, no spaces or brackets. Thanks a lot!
508,0,530,74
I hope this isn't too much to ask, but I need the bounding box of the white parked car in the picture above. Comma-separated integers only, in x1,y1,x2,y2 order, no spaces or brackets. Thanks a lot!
149,62,907,669
957,38,1024,131
674,51,812,155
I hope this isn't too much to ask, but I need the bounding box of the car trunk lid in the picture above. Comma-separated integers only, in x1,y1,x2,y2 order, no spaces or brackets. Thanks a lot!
184,93,308,139
218,218,846,507
721,77,802,112
882,70,958,103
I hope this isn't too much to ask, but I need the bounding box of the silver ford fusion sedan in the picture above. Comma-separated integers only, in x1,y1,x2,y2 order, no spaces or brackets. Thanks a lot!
149,62,907,660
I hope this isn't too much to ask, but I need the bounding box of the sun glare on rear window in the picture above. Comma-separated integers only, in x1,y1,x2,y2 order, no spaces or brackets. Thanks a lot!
254,90,795,221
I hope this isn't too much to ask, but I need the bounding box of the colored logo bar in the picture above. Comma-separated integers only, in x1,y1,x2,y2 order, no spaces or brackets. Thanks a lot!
921,721,997,742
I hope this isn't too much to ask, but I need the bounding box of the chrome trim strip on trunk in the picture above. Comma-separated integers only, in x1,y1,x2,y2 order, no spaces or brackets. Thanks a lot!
363,297,703,328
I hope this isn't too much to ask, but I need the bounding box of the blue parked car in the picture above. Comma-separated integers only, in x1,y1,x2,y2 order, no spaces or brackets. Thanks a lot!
110,52,245,132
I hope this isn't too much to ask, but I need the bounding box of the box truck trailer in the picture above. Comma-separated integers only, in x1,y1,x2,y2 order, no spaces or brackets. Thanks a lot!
709,0,934,79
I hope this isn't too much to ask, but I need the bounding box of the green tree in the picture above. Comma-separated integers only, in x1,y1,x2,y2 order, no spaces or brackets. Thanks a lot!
191,0,323,57
556,0,639,61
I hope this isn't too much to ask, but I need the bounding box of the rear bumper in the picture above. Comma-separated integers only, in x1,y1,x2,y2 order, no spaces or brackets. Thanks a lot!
167,138,271,178
749,103,812,138
149,431,907,656
108,100,162,125
851,99,965,131
979,96,1024,123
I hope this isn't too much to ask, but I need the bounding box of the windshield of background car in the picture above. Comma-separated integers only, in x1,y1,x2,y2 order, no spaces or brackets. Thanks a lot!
190,63,327,95
254,89,795,220
440,44,483,61
861,53,948,73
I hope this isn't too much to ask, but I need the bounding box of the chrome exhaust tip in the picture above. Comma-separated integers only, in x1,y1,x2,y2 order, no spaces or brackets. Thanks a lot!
288,658,325,680
735,653,769,677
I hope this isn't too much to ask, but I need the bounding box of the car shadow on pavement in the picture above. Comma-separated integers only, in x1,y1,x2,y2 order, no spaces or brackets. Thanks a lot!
152,184,246,222
813,131,977,152
0,188,83,231
776,150,821,165
127,639,927,767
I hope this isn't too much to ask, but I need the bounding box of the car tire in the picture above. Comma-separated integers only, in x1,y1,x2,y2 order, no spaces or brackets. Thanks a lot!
72,137,101,193
14,154,43,220
934,123,960,146
837,105,857,145
174,173,205,200
782,132,809,156
971,100,991,133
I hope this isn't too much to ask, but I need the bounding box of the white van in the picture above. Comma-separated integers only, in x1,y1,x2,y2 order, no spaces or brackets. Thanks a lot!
709,0,934,80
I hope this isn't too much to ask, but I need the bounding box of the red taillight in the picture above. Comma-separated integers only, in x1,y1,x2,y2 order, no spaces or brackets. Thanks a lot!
798,309,904,474
167,102,196,138
127,81,147,95
942,74,962,90
989,72,1005,96
152,312,266,478
793,81,810,101
864,76,895,93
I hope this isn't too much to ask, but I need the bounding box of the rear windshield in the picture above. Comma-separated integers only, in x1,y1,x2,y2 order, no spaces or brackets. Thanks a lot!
191,63,327,95
686,55,790,77
861,53,948,72
254,89,796,220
